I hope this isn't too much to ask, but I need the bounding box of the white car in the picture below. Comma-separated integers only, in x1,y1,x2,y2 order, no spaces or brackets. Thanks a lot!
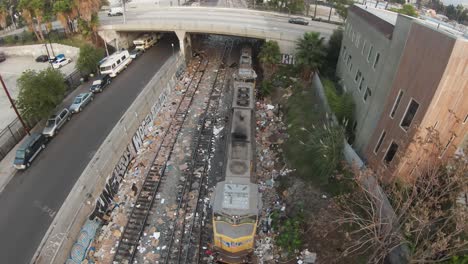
52,57,72,69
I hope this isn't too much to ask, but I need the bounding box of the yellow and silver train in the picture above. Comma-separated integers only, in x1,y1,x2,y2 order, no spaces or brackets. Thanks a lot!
212,45,261,263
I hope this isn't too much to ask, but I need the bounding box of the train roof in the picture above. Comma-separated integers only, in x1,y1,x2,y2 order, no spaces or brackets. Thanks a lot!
232,83,254,109
213,181,261,216
235,65,257,81
230,109,252,142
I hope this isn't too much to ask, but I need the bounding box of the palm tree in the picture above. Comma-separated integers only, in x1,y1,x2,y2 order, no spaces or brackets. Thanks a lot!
259,40,281,80
31,0,45,41
75,0,101,22
0,3,8,29
295,32,326,80
54,0,73,35
18,0,43,41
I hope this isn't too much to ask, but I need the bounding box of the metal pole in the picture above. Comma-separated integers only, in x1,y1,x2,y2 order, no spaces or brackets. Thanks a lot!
104,40,110,57
122,0,126,24
0,74,30,135
47,31,56,57
44,44,53,67
314,0,318,18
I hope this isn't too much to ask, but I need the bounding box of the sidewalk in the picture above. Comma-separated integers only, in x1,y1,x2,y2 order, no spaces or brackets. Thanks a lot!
0,78,93,193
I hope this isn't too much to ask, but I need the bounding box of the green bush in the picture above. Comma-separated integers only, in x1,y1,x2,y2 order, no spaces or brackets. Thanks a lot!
3,35,16,45
284,85,345,186
323,79,355,139
76,43,105,75
271,210,304,255
259,80,273,97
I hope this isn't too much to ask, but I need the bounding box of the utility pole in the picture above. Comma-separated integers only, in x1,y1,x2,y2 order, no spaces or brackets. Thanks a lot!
122,0,127,24
104,41,110,57
47,31,56,57
0,74,30,135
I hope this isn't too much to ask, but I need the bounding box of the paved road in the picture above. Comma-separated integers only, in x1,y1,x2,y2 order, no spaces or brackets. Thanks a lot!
99,7,338,40
0,35,178,263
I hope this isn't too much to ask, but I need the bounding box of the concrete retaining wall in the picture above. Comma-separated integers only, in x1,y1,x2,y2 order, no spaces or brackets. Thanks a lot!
311,72,408,264
31,53,185,264
0,43,79,59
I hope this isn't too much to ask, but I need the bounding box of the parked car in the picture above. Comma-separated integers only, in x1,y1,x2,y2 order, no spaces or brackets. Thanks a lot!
129,49,143,59
13,132,48,170
35,55,49,62
90,75,111,93
49,53,65,63
69,92,94,113
42,108,71,137
288,17,309,25
52,57,72,69
108,7,123,16
0,52,6,62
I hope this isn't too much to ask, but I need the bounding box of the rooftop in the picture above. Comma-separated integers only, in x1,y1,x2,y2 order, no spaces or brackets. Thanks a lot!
355,4,398,25
353,4,468,39
222,183,250,210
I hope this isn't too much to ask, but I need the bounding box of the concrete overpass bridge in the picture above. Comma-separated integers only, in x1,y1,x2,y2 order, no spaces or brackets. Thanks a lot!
98,7,339,57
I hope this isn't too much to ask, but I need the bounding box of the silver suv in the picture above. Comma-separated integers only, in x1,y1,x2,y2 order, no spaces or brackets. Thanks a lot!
42,108,71,137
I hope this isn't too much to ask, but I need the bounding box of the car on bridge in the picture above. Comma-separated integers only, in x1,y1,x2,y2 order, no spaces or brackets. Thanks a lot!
69,92,94,113
288,17,309,25
42,108,71,137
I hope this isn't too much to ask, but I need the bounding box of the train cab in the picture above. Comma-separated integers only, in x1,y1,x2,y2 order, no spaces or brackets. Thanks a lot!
212,181,261,263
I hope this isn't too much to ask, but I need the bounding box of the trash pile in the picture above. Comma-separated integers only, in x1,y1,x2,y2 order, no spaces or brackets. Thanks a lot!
89,59,203,264
254,98,317,264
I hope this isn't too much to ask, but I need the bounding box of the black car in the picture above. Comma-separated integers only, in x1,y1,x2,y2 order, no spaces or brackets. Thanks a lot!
35,55,49,62
13,132,48,170
288,17,309,25
90,74,111,93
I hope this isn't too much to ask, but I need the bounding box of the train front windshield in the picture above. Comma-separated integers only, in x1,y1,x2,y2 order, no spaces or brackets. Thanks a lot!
214,213,257,225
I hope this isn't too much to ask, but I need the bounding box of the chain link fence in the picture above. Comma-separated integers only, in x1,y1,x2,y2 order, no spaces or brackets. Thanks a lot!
0,69,82,162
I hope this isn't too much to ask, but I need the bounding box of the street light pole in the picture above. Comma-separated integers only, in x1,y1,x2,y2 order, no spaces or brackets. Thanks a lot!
122,0,127,24
0,74,30,135
171,43,174,56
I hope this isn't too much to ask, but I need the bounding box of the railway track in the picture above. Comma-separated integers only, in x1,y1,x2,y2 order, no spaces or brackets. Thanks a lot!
161,41,233,264
112,55,209,264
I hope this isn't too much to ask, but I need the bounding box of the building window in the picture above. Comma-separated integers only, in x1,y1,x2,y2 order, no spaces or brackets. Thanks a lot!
367,45,373,62
384,141,399,165
364,87,372,101
400,99,420,131
440,134,456,158
350,63,353,72
347,54,352,65
390,90,404,118
352,31,355,42
355,33,360,47
373,53,380,69
342,46,347,56
374,130,386,154
361,40,366,55
353,121,358,131
359,77,365,90
355,70,362,83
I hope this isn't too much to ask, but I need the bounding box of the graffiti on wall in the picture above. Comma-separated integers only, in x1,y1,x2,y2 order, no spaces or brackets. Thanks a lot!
281,54,295,65
89,82,173,222
90,145,135,221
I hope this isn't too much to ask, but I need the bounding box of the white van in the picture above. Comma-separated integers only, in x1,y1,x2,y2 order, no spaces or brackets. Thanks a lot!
99,50,132,77
108,7,123,16
133,33,160,51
